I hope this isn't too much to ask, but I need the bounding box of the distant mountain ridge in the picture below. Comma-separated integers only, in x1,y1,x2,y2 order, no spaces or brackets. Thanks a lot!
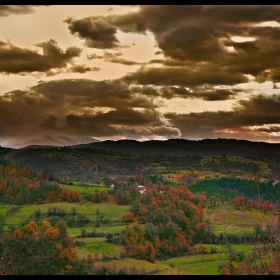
70,138,280,161
6,134,100,149
3,137,280,161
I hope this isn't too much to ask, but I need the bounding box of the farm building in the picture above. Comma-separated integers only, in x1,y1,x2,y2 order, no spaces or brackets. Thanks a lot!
136,185,146,194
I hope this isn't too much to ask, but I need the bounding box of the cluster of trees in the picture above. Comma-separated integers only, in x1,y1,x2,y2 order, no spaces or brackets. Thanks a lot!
0,219,82,274
0,162,80,204
232,196,274,214
84,190,109,203
113,183,207,262
27,207,91,228
0,219,147,275
219,226,280,275
202,156,261,175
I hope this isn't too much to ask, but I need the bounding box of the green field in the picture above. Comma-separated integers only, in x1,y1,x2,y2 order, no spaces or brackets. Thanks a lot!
0,201,130,232
61,183,109,194
75,237,120,258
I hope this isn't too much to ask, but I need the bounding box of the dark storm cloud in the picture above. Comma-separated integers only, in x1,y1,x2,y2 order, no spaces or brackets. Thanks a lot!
162,86,238,101
109,5,280,38
196,5,280,24
87,53,103,59
69,64,95,73
64,114,180,139
65,108,160,128
87,51,141,65
197,89,237,101
89,108,161,126
131,85,159,97
121,66,248,87
0,5,48,17
39,115,58,130
101,51,142,65
63,16,120,49
0,79,163,138
164,93,280,140
237,94,280,116
148,59,191,67
32,79,156,109
59,6,280,87
130,84,238,101
0,39,82,74
106,6,231,61
89,5,280,87
2,77,280,141
64,114,120,136
155,24,226,62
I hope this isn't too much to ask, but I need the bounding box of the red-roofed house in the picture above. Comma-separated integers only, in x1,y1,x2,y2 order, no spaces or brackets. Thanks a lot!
136,185,146,194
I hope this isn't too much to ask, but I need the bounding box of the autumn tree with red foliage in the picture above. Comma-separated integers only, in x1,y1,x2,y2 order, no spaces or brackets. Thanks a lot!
0,162,81,205
0,220,90,275
118,184,205,262
122,212,136,223
233,196,245,210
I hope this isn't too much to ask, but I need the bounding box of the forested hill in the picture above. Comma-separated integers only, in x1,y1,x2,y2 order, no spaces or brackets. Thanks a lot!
71,138,280,161
2,138,280,161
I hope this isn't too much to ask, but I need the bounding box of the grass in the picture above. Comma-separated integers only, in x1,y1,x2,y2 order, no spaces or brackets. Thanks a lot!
74,237,120,258
157,254,224,275
206,202,278,235
94,258,168,274
61,183,109,194
68,224,127,237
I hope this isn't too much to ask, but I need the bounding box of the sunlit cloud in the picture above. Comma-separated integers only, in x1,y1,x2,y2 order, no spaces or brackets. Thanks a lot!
230,36,256,43
255,21,280,28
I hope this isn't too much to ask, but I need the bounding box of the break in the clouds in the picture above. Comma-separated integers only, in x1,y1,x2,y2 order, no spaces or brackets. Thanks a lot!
2,5,280,145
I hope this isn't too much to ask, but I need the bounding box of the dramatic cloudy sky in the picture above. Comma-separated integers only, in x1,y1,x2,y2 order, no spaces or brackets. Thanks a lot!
1,5,280,146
